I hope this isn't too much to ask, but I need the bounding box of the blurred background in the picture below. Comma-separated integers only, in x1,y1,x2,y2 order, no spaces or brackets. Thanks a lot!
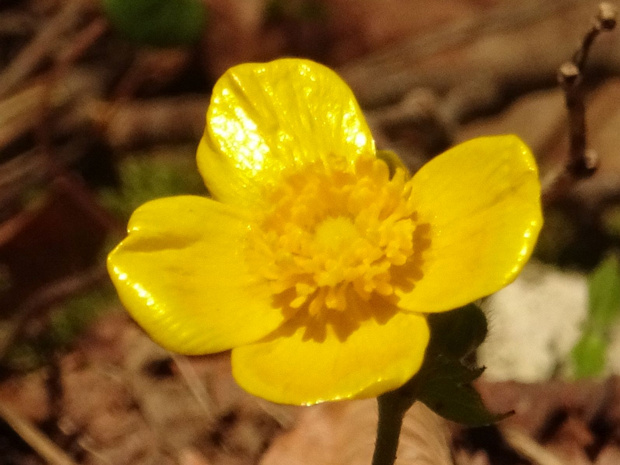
1,0,620,464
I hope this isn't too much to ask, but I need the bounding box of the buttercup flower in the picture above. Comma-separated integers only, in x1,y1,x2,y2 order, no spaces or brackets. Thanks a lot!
108,58,542,405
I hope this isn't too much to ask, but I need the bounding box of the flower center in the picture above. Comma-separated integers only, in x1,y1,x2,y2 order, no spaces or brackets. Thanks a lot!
248,155,427,318
313,216,359,254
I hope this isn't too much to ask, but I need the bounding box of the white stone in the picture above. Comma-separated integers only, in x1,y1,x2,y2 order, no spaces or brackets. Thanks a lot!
478,261,588,382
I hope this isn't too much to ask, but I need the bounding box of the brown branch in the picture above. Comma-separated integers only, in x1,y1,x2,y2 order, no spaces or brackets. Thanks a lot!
573,2,618,70
542,2,617,203
564,2,617,177
558,62,595,179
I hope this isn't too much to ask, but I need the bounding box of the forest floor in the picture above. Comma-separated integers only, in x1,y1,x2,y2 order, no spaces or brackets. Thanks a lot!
2,1,620,464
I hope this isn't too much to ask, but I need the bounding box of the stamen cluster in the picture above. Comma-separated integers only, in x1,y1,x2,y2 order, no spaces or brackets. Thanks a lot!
249,156,421,316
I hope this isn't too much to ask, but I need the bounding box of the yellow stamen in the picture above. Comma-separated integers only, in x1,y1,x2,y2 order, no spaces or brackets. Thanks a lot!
248,156,428,318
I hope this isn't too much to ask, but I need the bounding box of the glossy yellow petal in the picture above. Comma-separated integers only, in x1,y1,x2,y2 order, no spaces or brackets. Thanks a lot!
197,58,375,207
396,135,542,312
231,309,429,405
107,196,284,354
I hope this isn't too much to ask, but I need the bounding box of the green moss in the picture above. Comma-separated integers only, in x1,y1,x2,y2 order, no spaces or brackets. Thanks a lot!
102,0,207,47
3,285,117,371
100,147,206,221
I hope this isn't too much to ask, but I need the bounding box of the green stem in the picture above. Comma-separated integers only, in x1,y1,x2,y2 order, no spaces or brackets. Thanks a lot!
371,393,411,465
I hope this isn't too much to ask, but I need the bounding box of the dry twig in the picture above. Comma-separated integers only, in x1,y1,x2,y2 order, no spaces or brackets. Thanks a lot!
0,399,79,465
542,2,617,203
170,353,215,415
0,0,86,98
501,427,565,465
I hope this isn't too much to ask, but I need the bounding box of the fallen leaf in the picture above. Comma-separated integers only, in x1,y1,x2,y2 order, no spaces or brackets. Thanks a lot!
261,399,453,465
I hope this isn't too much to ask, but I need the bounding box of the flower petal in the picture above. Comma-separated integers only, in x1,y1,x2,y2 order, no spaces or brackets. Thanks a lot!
197,58,375,207
231,309,429,405
107,196,284,354
397,135,542,312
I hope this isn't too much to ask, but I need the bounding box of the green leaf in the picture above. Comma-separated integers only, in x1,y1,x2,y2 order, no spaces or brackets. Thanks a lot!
391,352,509,427
102,0,207,47
381,304,498,425
572,330,607,378
588,254,620,330
427,303,488,360
412,355,509,426
571,254,620,378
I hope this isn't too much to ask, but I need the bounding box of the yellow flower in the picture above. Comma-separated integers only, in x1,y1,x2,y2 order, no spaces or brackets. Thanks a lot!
108,58,542,405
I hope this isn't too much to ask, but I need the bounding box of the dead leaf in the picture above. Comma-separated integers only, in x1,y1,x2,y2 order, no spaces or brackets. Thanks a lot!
261,399,453,465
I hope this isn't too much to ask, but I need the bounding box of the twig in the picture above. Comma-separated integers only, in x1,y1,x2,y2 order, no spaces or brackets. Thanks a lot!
170,353,214,415
573,3,618,70
0,68,102,157
0,399,79,465
0,0,86,98
94,96,209,149
501,427,565,465
557,61,595,178
55,17,109,68
542,2,617,203
563,2,616,177
35,15,109,156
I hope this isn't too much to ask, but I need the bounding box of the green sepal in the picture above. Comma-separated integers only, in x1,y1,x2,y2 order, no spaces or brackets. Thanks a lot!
102,0,207,47
383,353,509,427
427,303,488,360
376,149,410,179
381,304,506,427
409,354,511,426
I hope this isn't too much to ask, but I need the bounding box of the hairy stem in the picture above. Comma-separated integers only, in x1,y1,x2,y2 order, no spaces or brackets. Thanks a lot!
372,393,411,465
